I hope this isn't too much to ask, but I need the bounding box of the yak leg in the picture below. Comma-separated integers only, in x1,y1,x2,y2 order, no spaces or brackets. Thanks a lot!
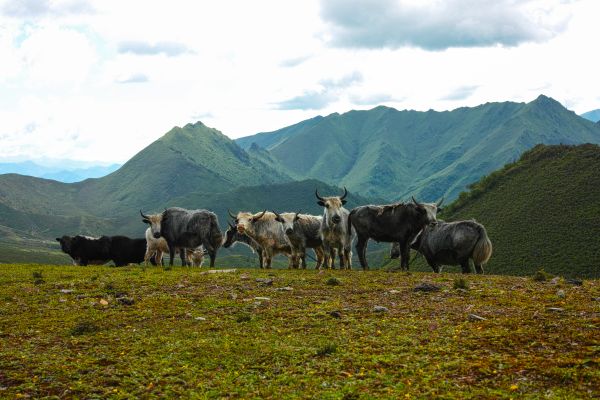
168,245,176,266
144,246,154,266
460,260,472,274
257,249,264,269
344,247,352,270
314,246,324,270
323,244,333,269
355,236,369,270
474,262,484,274
179,248,188,266
263,249,273,269
400,244,411,270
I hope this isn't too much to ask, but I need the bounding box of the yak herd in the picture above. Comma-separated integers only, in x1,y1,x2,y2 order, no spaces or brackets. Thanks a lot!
56,188,493,274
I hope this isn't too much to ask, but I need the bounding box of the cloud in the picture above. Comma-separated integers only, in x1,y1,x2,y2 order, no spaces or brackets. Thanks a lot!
1,0,94,18
279,55,312,68
349,93,397,105
320,0,572,51
441,85,479,101
116,73,149,84
273,71,363,110
117,41,194,57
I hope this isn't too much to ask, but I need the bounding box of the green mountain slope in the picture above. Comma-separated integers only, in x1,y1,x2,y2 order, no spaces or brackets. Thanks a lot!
426,144,600,278
581,109,600,122
237,96,600,201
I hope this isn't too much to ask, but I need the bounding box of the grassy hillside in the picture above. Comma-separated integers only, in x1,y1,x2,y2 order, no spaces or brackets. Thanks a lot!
412,144,600,278
1,265,597,398
238,95,600,201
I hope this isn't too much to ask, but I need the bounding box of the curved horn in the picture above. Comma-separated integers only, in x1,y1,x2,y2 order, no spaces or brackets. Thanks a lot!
228,221,235,229
140,210,149,220
411,196,420,205
340,186,348,200
436,197,445,208
253,210,267,221
271,210,281,220
315,188,325,202
228,209,237,219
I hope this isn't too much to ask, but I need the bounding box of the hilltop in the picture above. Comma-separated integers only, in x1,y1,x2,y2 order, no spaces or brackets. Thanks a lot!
237,95,600,201
427,144,600,278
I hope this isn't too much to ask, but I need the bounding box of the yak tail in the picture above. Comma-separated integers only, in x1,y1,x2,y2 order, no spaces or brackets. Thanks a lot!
472,225,493,266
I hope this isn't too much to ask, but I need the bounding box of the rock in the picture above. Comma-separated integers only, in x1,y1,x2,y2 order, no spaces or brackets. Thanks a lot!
99,299,109,306
275,286,293,291
592,297,600,302
373,306,389,313
194,317,206,321
388,289,401,294
240,274,250,280
550,277,561,285
328,310,342,319
200,269,237,275
547,307,564,312
116,297,135,306
254,297,271,301
468,314,487,321
557,289,566,298
566,278,583,286
256,278,274,286
59,289,74,294
413,283,441,292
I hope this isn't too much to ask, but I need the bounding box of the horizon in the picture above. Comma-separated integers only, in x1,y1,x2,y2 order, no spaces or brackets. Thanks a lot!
1,0,599,164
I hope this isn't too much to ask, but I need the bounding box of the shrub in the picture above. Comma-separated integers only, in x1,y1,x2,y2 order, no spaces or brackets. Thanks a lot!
453,277,469,290
326,277,341,286
32,271,45,285
532,269,552,282
315,342,338,356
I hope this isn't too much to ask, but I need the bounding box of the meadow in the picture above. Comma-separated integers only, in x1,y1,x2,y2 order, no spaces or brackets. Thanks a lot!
0,264,598,399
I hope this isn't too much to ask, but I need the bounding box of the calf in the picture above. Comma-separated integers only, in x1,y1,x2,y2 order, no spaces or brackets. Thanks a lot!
273,211,325,269
315,188,353,269
231,210,293,269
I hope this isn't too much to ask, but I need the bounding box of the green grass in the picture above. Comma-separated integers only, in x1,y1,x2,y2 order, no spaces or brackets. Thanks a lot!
1,264,598,398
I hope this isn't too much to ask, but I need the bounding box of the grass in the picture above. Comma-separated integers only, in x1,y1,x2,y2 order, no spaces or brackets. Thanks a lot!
0,264,598,399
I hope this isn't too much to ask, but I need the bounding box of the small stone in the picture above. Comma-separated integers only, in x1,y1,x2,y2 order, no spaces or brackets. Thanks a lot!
117,297,135,305
194,317,206,321
275,286,293,291
550,277,561,285
201,269,237,275
414,283,441,292
328,310,342,319
256,278,274,286
254,297,271,301
566,278,583,286
240,274,250,280
468,314,487,321
373,306,389,313
388,289,401,294
59,289,74,294
59,298,67,303
547,307,564,312
99,299,109,306
557,289,566,298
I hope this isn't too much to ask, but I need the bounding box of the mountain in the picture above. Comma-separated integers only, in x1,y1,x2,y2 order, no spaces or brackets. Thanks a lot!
414,144,599,278
0,161,120,182
581,109,600,122
236,95,600,201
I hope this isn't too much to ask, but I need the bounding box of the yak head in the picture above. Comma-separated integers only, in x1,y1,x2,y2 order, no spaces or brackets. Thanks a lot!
56,235,73,254
273,211,301,236
230,210,267,236
222,220,240,248
316,187,348,226
140,210,163,239
411,196,442,225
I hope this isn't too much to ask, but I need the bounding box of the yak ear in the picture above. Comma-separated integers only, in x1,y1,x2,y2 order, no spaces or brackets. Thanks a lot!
341,199,347,205
55,238,61,242
317,200,325,207
142,218,150,224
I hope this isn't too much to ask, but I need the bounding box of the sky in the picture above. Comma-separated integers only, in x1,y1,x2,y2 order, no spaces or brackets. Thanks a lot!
1,0,599,164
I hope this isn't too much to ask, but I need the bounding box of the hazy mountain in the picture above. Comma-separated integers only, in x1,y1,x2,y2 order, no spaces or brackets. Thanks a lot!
237,95,600,201
0,161,120,182
581,109,600,122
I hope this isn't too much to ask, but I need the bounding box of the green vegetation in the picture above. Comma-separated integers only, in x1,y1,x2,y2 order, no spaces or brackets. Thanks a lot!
0,264,598,398
438,144,600,278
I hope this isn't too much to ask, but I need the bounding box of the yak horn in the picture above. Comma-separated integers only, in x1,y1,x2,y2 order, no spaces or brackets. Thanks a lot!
253,210,267,221
436,197,445,208
411,196,420,205
340,186,348,200
271,210,281,219
140,210,149,220
228,209,237,219
315,188,325,201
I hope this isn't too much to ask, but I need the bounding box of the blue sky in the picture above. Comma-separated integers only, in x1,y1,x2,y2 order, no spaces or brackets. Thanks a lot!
1,0,599,163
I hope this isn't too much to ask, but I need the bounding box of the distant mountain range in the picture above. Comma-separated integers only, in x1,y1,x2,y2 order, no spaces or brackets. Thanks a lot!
581,109,600,123
237,95,600,201
0,160,120,183
1,94,599,273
